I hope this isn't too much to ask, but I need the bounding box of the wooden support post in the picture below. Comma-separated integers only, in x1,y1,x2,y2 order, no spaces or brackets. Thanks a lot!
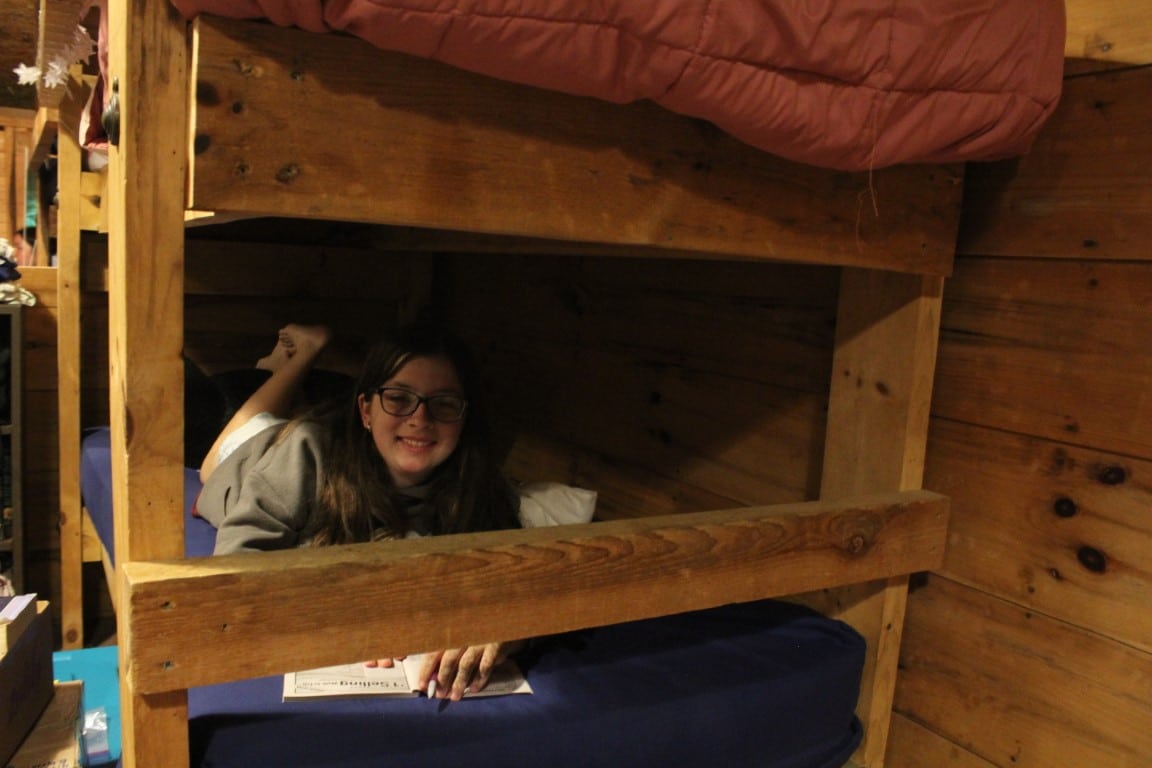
57,71,92,649
821,268,946,767
0,126,11,237
105,1,191,765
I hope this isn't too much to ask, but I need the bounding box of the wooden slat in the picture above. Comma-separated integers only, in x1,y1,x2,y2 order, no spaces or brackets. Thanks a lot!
81,510,103,563
0,117,33,251
0,127,11,236
105,0,190,765
926,419,1152,655
886,714,997,768
823,270,943,495
0,107,35,126
189,17,960,276
78,170,106,232
932,257,1152,457
30,106,58,168
12,124,33,258
120,490,949,694
819,268,946,768
1065,0,1152,64
12,264,54,300
959,66,1152,262
56,70,90,649
897,575,1152,767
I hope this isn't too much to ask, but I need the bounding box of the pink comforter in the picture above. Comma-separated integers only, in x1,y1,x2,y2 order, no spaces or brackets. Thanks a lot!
171,0,1065,171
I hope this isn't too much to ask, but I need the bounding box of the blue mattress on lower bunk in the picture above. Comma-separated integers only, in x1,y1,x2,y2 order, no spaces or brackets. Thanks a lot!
81,427,866,768
80,428,218,564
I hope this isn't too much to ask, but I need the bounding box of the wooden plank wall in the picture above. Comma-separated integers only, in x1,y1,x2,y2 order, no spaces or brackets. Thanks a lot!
886,63,1152,767
0,109,35,241
440,253,839,517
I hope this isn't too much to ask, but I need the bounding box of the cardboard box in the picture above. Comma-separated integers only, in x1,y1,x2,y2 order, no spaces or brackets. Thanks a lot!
5,681,83,768
0,601,53,766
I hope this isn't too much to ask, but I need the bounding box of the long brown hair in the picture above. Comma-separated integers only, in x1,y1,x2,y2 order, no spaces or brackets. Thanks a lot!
308,323,519,545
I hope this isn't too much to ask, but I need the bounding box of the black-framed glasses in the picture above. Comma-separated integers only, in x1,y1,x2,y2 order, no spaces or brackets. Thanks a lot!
375,386,467,423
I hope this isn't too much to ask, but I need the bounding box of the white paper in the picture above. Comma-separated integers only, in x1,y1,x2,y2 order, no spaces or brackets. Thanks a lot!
283,654,532,701
0,592,35,622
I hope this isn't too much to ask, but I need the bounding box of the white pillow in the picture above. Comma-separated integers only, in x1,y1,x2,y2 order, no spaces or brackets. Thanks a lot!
517,482,597,528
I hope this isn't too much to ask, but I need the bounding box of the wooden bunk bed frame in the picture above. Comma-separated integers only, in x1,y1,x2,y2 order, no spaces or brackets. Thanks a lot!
57,2,957,766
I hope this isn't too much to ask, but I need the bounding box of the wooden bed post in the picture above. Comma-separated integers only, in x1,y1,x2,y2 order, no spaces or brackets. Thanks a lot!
821,268,946,768
56,70,91,650
105,1,191,766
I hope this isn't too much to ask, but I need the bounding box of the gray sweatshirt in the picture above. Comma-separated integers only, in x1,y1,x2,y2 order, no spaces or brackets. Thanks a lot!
196,421,329,555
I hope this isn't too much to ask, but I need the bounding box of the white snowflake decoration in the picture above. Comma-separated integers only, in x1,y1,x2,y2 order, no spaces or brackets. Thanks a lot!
43,59,70,88
13,63,41,86
13,23,97,89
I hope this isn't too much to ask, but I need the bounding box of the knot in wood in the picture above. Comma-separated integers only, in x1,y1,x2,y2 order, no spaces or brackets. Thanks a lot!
1096,465,1127,485
830,512,879,557
233,59,263,77
1052,496,1078,518
276,163,301,184
1077,545,1107,574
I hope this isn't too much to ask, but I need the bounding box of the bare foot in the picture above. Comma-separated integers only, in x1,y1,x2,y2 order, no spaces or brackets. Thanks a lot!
281,323,332,359
254,324,330,371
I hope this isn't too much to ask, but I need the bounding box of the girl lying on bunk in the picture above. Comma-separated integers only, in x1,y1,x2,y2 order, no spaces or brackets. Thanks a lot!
194,322,540,700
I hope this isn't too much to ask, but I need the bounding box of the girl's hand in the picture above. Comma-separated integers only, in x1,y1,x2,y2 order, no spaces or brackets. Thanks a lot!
418,640,527,701
363,656,404,668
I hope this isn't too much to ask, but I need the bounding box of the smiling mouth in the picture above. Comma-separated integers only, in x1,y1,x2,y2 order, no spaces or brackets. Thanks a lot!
398,437,434,449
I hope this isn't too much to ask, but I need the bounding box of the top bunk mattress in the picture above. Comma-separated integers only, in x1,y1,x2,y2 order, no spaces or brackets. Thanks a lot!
164,0,1066,170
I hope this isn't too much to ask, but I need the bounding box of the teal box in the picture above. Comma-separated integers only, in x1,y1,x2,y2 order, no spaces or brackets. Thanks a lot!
52,646,120,766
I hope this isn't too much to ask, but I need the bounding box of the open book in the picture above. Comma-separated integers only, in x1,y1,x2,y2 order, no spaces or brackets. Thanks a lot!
283,654,532,701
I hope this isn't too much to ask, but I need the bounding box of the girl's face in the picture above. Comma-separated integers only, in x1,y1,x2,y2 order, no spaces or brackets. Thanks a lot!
357,355,465,489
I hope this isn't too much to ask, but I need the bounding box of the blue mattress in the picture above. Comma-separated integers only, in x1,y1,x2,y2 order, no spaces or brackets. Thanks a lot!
81,427,866,768
80,427,218,563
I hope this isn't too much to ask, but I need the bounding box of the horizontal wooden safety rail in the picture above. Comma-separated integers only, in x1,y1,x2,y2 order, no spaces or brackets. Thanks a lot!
121,489,949,694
